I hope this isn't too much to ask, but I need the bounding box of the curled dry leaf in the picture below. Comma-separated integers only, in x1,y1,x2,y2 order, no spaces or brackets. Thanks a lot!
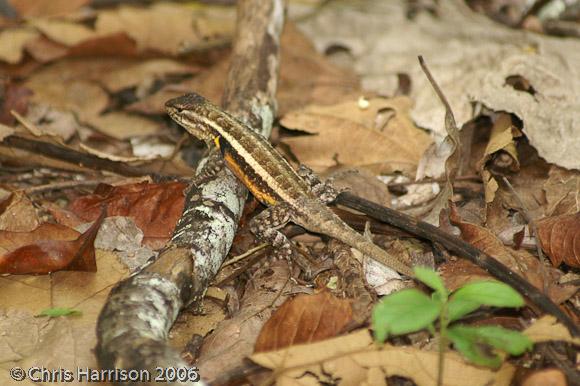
254,291,354,352
535,212,580,268
67,181,186,247
478,113,521,204
0,212,103,274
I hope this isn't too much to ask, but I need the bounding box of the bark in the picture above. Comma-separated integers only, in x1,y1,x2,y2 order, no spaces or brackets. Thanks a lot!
95,1,285,384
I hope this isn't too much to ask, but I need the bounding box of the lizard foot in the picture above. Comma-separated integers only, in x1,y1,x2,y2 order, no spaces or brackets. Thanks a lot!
250,203,331,279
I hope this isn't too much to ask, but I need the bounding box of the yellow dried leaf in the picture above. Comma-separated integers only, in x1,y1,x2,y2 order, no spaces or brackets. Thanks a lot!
0,28,39,64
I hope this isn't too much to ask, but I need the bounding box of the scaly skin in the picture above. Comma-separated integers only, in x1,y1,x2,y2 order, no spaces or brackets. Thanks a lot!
166,93,413,276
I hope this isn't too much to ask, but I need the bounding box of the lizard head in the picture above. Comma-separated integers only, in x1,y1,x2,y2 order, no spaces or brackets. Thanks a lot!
165,93,220,144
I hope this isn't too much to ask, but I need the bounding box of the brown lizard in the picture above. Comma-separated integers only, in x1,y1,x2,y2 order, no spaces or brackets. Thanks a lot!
166,93,413,276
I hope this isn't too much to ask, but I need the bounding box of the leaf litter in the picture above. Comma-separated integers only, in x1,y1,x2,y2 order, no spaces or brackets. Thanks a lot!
0,0,579,385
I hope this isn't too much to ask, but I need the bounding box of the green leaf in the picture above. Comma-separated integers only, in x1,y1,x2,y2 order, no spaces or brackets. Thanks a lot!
414,266,447,299
447,298,481,322
447,325,533,369
37,307,82,318
372,289,440,342
451,281,524,309
447,325,502,368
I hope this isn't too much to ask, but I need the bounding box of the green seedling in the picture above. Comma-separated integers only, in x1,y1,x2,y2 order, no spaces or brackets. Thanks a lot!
372,267,532,385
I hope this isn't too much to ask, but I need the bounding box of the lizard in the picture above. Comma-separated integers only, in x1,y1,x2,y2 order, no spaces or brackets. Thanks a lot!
165,92,413,277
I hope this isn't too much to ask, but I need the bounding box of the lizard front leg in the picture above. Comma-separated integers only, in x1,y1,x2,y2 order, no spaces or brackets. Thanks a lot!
250,203,329,278
297,165,343,204
194,149,225,183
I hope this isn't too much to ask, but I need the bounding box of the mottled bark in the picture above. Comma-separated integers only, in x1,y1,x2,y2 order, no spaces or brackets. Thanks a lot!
95,1,285,384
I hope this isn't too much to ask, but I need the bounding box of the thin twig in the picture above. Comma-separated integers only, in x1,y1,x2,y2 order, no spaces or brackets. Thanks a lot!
24,177,126,195
221,243,269,267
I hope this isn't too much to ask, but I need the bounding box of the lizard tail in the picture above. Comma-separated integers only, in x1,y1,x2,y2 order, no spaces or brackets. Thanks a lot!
300,208,414,277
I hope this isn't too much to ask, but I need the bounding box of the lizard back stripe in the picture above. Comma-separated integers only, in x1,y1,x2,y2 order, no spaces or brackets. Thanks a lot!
191,111,311,206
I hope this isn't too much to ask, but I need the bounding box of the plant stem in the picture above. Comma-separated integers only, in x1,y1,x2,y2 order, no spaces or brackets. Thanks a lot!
437,302,448,386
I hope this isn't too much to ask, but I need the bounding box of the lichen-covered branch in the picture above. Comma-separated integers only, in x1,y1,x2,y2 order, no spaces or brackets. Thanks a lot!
95,1,284,384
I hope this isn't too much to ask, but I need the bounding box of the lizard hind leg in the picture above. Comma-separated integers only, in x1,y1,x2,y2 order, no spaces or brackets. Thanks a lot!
250,203,323,278
250,203,293,261
297,165,343,204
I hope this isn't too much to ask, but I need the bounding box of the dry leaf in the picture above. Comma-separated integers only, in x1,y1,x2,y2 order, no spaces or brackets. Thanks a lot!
67,181,186,246
0,82,32,126
24,75,109,121
330,169,391,207
24,35,68,63
478,113,520,203
9,0,88,18
0,249,128,382
449,205,576,304
0,192,40,232
297,0,580,170
99,59,198,93
255,291,353,352
95,3,211,56
85,112,161,140
281,97,431,174
197,261,292,382
439,259,489,292
30,19,96,47
523,315,580,345
0,28,39,64
536,212,580,268
521,368,567,386
543,166,580,217
132,22,360,115
0,213,102,274
251,329,515,386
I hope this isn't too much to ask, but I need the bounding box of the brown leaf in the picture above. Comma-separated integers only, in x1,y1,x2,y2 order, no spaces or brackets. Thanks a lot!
0,212,102,274
281,97,431,174
543,165,580,216
67,181,186,245
0,191,40,232
67,32,138,58
98,59,198,93
0,82,32,125
9,0,88,18
254,291,353,352
24,75,109,121
24,35,68,63
439,259,489,292
448,205,576,304
95,3,212,56
130,22,359,116
536,212,580,268
30,19,96,47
